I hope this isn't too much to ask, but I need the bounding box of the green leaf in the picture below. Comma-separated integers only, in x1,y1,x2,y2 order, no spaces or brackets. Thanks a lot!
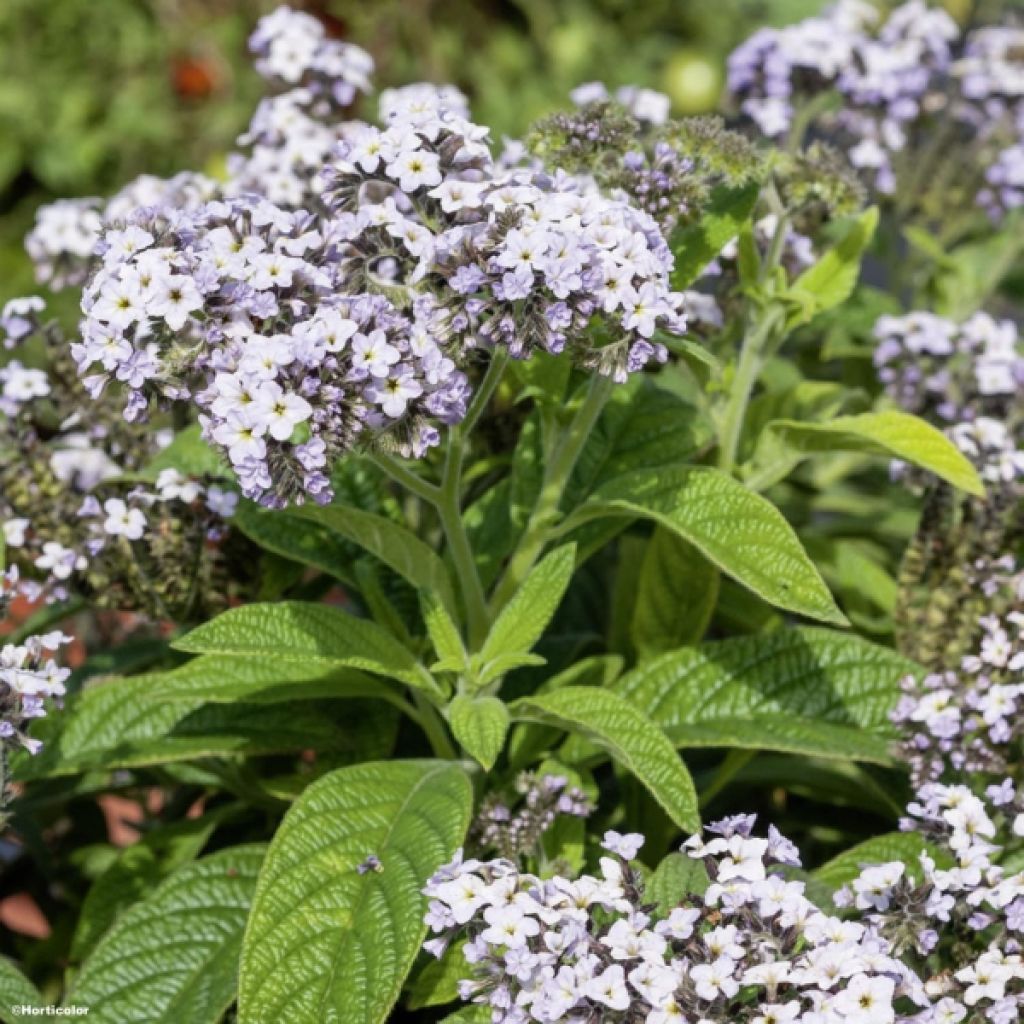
477,545,575,677
15,672,395,779
406,940,468,1010
670,180,760,289
294,503,457,615
511,687,700,832
238,761,472,1024
787,207,879,326
632,530,719,657
448,695,509,770
769,411,984,497
574,466,846,625
439,1009,491,1024
614,628,916,763
421,591,469,674
174,602,438,694
67,845,265,1024
233,502,358,586
0,957,44,1023
813,832,933,892
645,852,709,913
566,376,714,505
142,424,227,479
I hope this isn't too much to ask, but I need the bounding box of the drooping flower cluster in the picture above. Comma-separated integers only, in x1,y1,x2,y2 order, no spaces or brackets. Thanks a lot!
839,784,1024,1024
1,299,246,617
424,820,929,1023
727,2,1024,223
471,773,593,862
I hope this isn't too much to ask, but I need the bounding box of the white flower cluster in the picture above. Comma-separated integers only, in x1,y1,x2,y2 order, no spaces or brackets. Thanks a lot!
424,820,926,1023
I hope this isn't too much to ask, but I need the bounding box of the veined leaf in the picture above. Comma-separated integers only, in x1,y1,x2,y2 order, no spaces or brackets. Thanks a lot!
238,760,472,1024
174,602,438,693
632,529,719,657
670,180,760,289
406,939,468,1010
448,695,509,770
421,591,469,674
439,1009,491,1024
646,853,709,913
813,832,935,893
294,503,457,614
477,545,575,678
573,466,846,625
0,958,44,1023
142,424,227,479
67,845,265,1024
787,207,879,326
769,411,984,497
511,687,699,832
233,502,358,586
614,628,917,764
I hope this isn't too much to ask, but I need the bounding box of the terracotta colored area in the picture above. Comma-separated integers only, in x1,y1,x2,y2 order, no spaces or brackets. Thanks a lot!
0,892,51,939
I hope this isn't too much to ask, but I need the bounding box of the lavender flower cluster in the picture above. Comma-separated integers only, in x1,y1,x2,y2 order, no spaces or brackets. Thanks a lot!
727,2,1024,218
424,820,928,1023
0,619,70,757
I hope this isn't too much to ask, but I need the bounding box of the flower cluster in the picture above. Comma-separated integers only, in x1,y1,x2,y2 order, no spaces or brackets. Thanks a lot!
424,820,929,1023
839,784,1024,1023
471,773,593,862
727,2,1024,222
1,300,246,617
0,624,71,756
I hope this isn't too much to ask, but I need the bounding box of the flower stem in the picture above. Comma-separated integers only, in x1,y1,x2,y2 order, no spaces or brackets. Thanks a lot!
489,373,613,616
413,691,457,759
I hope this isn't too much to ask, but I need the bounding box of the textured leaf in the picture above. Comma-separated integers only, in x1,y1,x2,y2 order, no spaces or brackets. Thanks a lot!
239,760,472,1024
233,502,357,585
646,853,709,913
175,602,437,693
448,696,509,770
295,503,457,613
421,591,469,673
478,545,575,673
770,411,984,497
566,376,714,505
575,466,846,624
145,655,383,704
143,424,227,479
67,845,265,1024
615,628,916,763
406,940,467,1010
813,832,933,892
511,688,699,832
787,207,878,326
670,181,760,289
15,673,395,779
632,529,719,656
439,1009,491,1024
0,957,44,1023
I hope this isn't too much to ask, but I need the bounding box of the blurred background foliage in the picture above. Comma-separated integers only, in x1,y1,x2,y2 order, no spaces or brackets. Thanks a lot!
0,0,836,306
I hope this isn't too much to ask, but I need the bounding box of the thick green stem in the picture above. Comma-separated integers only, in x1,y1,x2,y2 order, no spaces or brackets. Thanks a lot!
413,691,457,759
489,374,613,615
369,451,440,504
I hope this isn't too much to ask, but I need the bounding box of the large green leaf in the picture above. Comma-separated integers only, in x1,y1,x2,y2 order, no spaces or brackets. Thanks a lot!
670,180,760,289
572,466,846,624
0,958,44,1023
632,529,719,657
174,602,438,693
294,503,456,614
511,687,699,832
769,411,984,497
15,673,395,779
67,845,265,1024
476,545,575,685
646,852,709,913
238,761,472,1024
448,695,509,770
786,207,878,326
614,628,917,763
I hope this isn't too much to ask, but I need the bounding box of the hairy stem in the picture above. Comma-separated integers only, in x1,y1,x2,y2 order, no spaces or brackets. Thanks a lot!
489,373,613,615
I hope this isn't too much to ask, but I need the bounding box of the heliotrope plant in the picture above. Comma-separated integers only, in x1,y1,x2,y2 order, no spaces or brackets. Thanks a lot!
1,4,1023,1023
